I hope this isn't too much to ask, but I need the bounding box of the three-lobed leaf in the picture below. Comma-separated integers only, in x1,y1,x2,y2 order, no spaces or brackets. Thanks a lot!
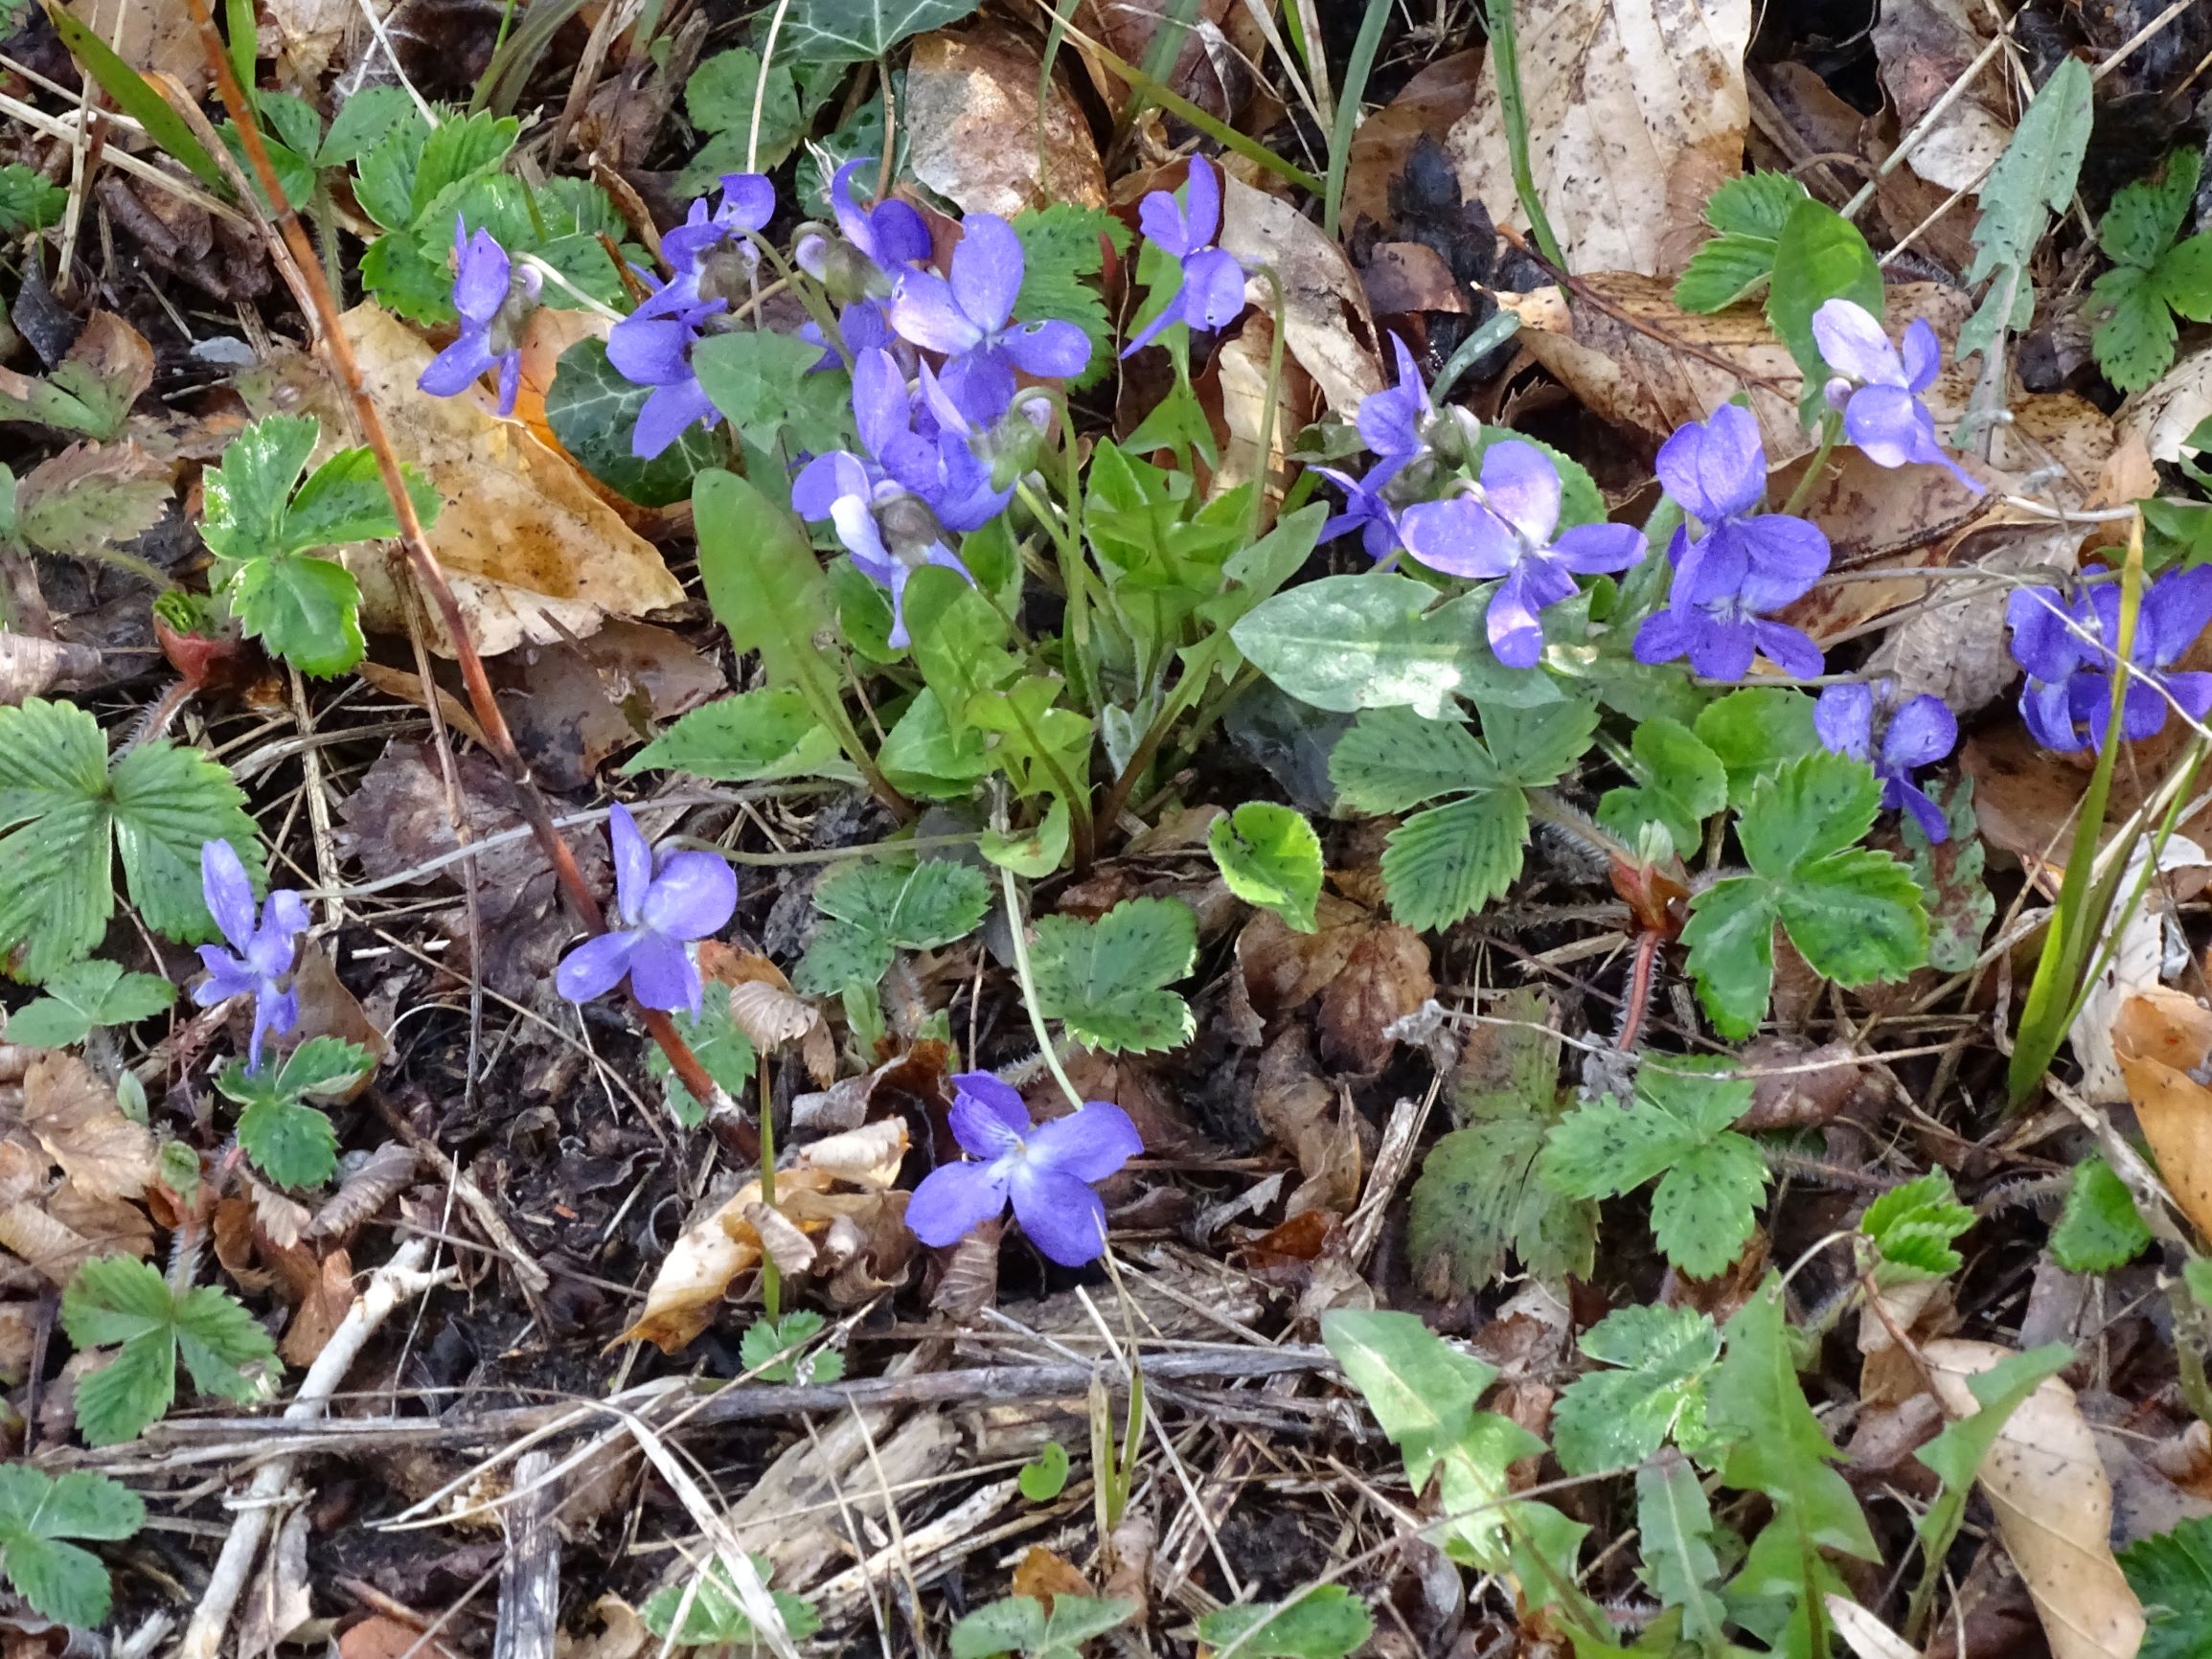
781,0,987,65
0,700,262,981
6,958,175,1048
0,1466,144,1627
1028,897,1197,1055
1683,751,1928,1038
2091,150,2212,391
215,1039,374,1188
545,337,726,509
1675,171,1811,313
1859,1169,1975,1284
1598,715,1726,858
1549,1305,1723,1475
1408,989,1592,1296
793,858,992,996
61,1256,276,1444
1540,1061,1767,1279
948,1594,1135,1659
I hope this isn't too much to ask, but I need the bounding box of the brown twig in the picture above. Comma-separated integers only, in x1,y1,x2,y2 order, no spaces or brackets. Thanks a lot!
178,0,722,1109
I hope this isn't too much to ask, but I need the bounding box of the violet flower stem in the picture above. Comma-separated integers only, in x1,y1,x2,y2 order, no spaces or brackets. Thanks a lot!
998,853,1085,1113
1250,266,1288,544
1779,411,1841,521
757,1060,780,1324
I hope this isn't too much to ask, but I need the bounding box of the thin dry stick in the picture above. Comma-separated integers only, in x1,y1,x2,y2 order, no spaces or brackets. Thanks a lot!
180,1239,457,1659
177,0,723,1108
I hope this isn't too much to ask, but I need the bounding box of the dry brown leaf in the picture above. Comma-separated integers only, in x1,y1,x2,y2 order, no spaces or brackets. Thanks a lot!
1448,0,1753,276
0,633,103,706
928,1221,1001,1318
62,0,208,86
285,943,390,1088
1316,922,1435,1075
263,0,353,83
1492,278,1974,464
1341,50,1486,234
1923,1340,2146,1659
0,1300,34,1383
0,1147,153,1284
2115,1040,2212,1241
624,1121,911,1351
237,1509,313,1659
278,306,686,656
495,621,724,791
2069,839,2211,1102
1362,243,1467,317
1219,173,1383,417
1211,310,1307,506
252,1179,313,1252
1073,0,1244,122
1254,1028,1362,1216
21,1053,154,1202
1869,0,2013,193
352,661,490,747
0,312,155,427
276,1246,355,1367
706,944,836,1087
903,31,1106,217
308,1142,418,1240
1011,1546,1095,1607
2119,342,2212,463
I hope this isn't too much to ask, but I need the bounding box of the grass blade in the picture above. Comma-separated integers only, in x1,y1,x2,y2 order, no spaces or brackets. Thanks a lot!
1323,0,1391,239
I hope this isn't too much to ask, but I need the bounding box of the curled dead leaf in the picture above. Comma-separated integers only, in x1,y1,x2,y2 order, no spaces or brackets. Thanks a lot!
1317,922,1435,1075
706,945,837,1088
1493,278,1972,464
1219,174,1383,417
624,1119,911,1351
1922,1340,2146,1659
1448,0,1753,276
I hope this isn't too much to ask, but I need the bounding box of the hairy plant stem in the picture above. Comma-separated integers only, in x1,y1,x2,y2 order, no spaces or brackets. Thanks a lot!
181,0,723,1113
998,855,1083,1112
757,1059,779,1323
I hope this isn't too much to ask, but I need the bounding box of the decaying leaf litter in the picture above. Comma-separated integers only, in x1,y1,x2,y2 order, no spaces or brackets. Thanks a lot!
8,0,2212,1655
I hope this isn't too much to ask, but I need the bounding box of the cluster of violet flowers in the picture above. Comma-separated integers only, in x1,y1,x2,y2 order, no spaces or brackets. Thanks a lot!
1316,296,2007,839
195,840,310,1073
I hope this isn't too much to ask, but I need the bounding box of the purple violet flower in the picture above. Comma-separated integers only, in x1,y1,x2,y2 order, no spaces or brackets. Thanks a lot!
1356,332,1439,484
906,1073,1142,1266
2007,571,2212,752
888,213,1090,424
2006,584,2101,751
556,803,737,1017
1397,440,1644,668
1814,682,1958,842
796,158,932,357
1633,403,1829,681
418,218,541,417
1811,299,1983,496
1122,155,1248,357
1314,464,1401,560
606,277,727,459
195,839,308,1075
790,350,993,647
661,172,776,297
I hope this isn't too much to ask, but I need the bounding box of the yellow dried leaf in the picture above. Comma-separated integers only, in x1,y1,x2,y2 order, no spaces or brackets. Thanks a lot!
1923,1340,2146,1659
309,306,687,656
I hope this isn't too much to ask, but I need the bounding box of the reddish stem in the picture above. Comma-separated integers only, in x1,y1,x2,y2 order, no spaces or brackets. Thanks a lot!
177,0,722,1110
